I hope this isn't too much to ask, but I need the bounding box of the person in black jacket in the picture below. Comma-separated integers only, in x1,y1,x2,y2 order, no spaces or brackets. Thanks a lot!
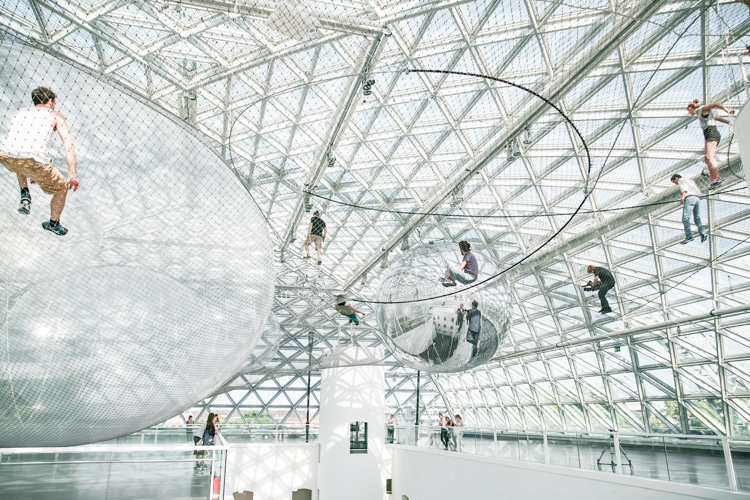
587,265,615,314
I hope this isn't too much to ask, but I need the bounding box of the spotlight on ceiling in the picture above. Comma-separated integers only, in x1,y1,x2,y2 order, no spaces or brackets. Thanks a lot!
522,126,533,145
507,140,521,162
363,79,374,96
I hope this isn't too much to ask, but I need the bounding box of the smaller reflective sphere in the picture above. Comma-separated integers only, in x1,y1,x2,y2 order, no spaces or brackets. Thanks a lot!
376,241,512,373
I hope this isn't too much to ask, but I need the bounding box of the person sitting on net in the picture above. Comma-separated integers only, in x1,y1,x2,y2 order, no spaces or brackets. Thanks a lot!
440,241,479,287
586,265,615,314
334,295,365,326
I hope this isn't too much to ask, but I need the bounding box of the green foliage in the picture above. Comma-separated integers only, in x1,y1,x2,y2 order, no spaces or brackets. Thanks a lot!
244,410,276,424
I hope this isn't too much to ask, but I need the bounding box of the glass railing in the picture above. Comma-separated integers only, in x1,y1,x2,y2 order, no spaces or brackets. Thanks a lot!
389,426,748,493
0,424,322,499
210,423,319,444
98,424,320,445
0,441,229,500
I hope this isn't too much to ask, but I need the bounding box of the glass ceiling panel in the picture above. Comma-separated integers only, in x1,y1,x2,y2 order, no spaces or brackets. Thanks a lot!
1,0,750,434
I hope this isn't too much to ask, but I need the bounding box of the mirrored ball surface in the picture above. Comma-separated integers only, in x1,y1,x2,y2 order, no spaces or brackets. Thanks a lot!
376,242,512,373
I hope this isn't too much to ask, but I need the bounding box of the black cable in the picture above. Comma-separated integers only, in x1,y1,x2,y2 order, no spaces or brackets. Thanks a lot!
345,68,592,305
303,186,746,220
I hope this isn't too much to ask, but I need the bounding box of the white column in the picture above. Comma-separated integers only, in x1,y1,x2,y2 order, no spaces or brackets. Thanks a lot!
318,346,385,500
733,99,750,181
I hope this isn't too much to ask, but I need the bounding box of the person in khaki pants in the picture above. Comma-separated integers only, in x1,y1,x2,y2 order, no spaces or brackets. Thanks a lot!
304,210,327,264
0,86,79,235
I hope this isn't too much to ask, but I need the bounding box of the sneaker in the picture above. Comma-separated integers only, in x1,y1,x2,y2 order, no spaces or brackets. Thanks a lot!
42,221,68,236
700,233,708,243
18,198,30,215
439,278,457,287
710,178,723,189
601,307,613,314
303,255,311,259
680,237,694,245
317,260,322,265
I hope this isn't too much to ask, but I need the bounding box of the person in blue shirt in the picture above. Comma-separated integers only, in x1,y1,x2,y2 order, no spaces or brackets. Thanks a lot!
440,241,479,287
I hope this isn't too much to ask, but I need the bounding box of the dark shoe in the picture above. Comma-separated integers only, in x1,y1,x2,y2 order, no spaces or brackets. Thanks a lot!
18,198,30,215
440,278,457,287
680,237,694,245
700,234,708,243
317,260,322,265
303,255,311,259
710,178,723,189
42,221,68,236
602,307,613,313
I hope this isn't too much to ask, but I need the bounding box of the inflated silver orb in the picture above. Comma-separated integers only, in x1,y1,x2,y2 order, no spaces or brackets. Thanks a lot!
0,42,273,447
376,241,511,373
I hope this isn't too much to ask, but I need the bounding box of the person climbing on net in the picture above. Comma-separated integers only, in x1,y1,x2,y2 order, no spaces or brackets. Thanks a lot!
0,87,79,235
686,99,734,190
586,265,615,314
334,295,365,326
440,240,479,287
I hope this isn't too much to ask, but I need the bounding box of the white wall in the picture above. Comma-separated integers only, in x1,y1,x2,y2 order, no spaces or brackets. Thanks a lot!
390,446,744,500
224,443,319,500
733,99,750,182
318,346,386,500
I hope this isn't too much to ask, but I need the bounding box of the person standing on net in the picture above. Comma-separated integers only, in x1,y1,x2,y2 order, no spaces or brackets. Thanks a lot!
686,99,734,190
305,210,327,265
671,173,707,245
587,265,615,314
0,87,79,235
440,240,479,287
465,300,481,358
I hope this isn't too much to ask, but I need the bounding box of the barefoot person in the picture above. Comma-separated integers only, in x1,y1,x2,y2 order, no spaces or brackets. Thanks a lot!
334,295,365,326
440,241,479,287
0,87,79,235
686,99,734,190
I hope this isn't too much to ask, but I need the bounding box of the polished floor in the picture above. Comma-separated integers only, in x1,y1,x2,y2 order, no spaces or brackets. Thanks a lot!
410,429,746,492
0,458,213,500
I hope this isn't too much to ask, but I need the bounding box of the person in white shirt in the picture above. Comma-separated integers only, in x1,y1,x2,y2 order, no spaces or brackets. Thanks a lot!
671,173,706,245
0,87,79,235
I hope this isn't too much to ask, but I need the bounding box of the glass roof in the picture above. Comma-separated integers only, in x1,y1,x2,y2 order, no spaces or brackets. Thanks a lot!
3,0,750,434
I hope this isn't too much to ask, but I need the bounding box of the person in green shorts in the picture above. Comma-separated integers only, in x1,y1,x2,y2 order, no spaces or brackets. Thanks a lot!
334,295,365,325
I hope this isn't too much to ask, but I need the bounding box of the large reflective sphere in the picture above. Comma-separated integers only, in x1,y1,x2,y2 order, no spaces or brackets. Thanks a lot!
376,242,511,373
0,42,274,447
